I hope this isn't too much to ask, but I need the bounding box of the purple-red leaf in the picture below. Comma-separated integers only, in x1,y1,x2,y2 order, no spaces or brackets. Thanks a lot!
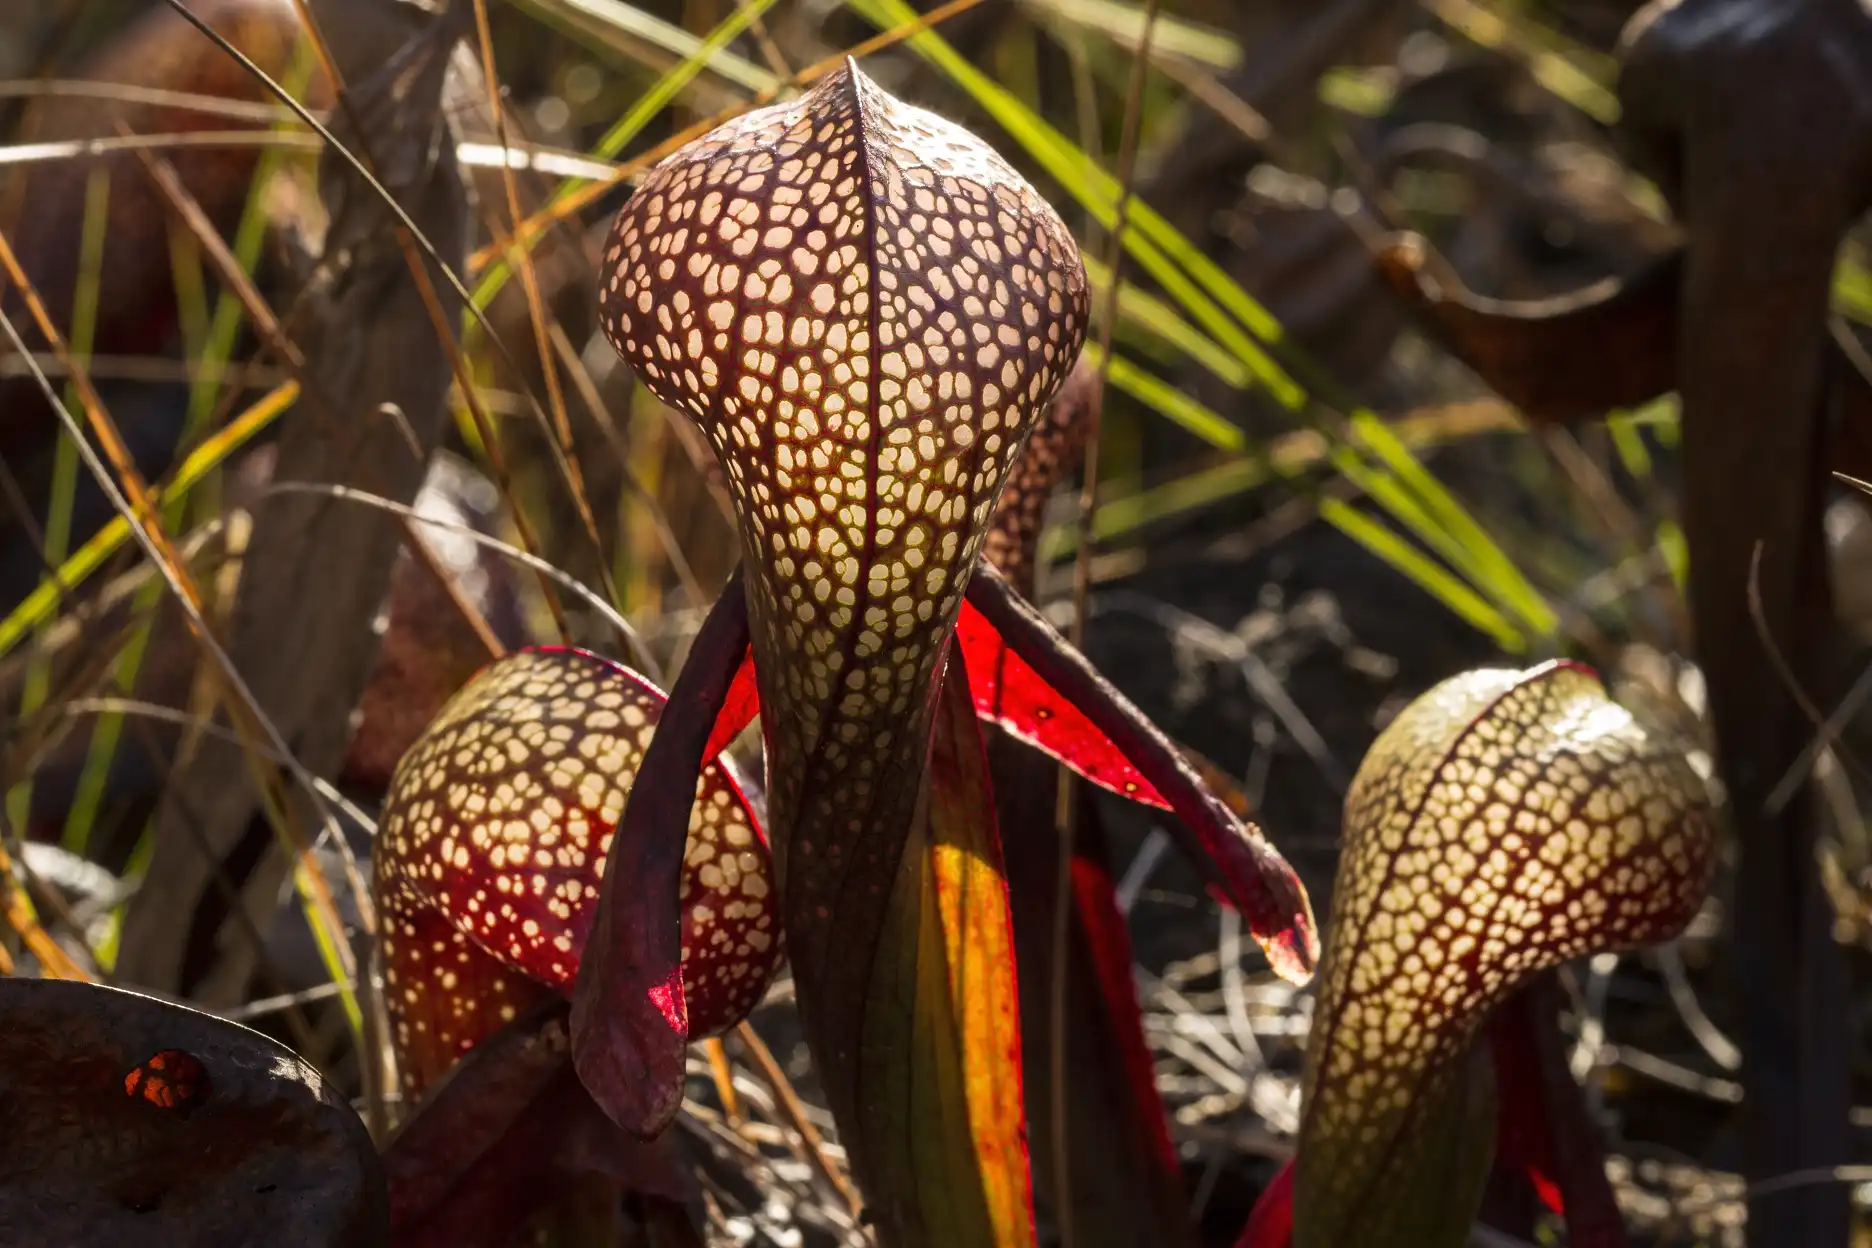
384,1000,693,1248
965,562,1318,984
384,999,572,1234
571,571,757,1137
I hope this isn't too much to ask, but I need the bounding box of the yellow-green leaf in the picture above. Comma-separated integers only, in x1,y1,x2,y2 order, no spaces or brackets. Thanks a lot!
861,650,1033,1246
1294,661,1716,1247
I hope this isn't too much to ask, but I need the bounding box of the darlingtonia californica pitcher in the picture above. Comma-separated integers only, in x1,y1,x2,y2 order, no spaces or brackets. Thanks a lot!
586,59,1318,1242
377,59,1319,1246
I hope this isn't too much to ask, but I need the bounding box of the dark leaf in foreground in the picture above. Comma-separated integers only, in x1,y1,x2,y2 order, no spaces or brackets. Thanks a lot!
384,999,692,1247
0,978,385,1247
571,572,760,1136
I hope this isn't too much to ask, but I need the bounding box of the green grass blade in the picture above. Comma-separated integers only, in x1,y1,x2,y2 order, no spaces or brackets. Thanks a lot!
472,0,785,314
1045,401,1528,558
8,165,112,838
1318,499,1527,652
1835,252,1872,327
1084,345,1244,451
1082,253,1249,388
1019,0,1241,70
1344,411,1557,636
0,383,299,663
512,0,776,93
1606,414,1654,479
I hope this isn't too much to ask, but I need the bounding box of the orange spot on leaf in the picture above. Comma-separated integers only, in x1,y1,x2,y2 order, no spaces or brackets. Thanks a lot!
124,1049,210,1110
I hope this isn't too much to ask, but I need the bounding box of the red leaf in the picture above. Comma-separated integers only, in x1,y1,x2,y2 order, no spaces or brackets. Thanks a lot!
1236,1161,1294,1248
995,723,1191,1245
1488,977,1629,1245
704,644,760,764
965,563,1319,983
959,598,1168,809
572,569,755,1137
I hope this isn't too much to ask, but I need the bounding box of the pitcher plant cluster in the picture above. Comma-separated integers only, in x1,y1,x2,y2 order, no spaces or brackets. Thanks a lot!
371,60,1718,1248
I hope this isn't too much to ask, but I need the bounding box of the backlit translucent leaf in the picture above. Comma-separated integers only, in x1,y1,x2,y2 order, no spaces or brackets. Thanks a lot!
598,60,1086,1235
1292,661,1716,1247
858,650,1033,1244
375,643,776,1097
966,566,1318,984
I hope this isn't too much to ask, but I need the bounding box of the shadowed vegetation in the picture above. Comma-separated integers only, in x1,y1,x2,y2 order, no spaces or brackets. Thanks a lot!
2,0,1870,1245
